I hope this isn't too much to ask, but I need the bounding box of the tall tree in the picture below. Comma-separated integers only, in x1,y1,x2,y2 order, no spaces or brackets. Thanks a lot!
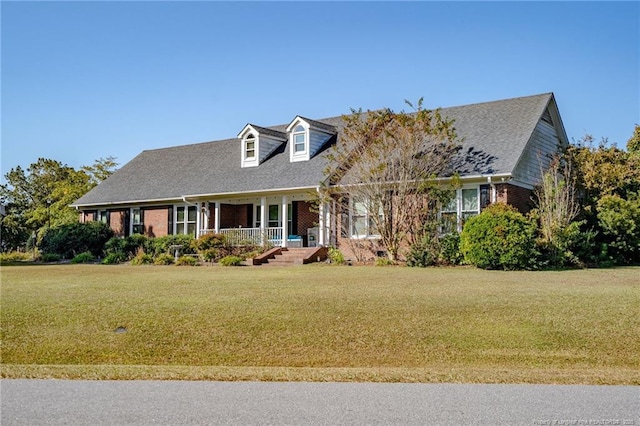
627,124,640,154
0,157,118,251
323,99,460,261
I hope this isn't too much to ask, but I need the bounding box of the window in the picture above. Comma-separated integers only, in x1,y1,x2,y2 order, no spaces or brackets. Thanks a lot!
176,205,197,236
98,210,109,224
293,125,306,153
461,188,479,225
350,198,382,238
245,134,256,159
268,205,279,228
439,188,480,233
255,205,262,228
132,208,144,235
440,192,458,234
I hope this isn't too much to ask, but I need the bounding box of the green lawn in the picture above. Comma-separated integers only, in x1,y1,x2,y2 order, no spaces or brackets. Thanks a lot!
1,264,639,384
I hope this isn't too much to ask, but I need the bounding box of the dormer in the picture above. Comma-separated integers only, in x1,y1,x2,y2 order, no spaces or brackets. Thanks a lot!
237,124,287,168
286,116,336,162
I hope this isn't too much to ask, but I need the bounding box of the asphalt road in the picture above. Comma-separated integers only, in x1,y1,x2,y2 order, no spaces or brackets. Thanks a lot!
1,380,638,425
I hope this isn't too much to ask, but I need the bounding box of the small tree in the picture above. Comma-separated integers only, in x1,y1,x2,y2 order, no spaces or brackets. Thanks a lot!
531,154,581,267
323,99,460,261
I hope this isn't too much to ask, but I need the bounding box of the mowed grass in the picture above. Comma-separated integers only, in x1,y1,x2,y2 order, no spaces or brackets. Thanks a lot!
1,264,639,384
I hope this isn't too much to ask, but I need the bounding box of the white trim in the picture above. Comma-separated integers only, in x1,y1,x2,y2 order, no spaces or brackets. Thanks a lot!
281,195,288,247
289,120,310,162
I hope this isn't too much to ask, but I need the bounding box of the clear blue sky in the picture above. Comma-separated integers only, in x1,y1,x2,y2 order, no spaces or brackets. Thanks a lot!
2,1,638,180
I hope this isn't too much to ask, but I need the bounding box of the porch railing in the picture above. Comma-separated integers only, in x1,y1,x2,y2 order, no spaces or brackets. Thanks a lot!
199,227,283,246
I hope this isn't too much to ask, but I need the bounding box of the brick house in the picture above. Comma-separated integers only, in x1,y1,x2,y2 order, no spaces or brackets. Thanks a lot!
72,93,568,258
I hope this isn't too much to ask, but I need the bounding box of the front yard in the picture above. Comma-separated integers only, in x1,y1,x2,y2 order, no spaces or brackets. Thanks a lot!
1,264,638,384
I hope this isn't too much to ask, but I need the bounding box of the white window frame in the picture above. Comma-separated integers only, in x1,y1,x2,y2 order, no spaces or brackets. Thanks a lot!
292,125,306,154
174,205,197,236
349,197,382,239
439,187,480,233
244,134,256,160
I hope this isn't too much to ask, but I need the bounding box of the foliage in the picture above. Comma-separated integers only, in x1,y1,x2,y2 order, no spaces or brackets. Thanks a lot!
327,247,346,265
569,136,640,203
406,233,462,267
40,221,114,259
102,252,126,265
531,155,581,267
151,234,195,256
596,194,640,265
0,157,118,251
374,257,396,266
460,203,538,270
219,255,243,266
153,253,175,265
80,156,118,187
40,253,61,263
0,251,34,264
439,232,463,265
322,99,461,261
566,133,640,266
191,233,227,251
0,210,30,252
130,248,153,266
406,240,437,267
175,255,198,266
627,124,640,154
70,252,96,264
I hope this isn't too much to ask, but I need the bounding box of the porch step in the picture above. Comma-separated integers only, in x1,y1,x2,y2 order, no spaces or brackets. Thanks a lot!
261,248,327,266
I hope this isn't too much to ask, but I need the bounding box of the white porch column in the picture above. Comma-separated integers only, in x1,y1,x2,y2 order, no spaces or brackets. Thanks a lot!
318,202,326,246
260,197,267,246
195,202,202,237
281,195,288,248
214,202,220,233
202,202,210,234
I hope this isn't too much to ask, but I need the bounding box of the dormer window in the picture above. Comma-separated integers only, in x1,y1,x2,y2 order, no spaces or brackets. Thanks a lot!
238,124,287,168
245,134,256,159
293,125,306,153
286,116,336,163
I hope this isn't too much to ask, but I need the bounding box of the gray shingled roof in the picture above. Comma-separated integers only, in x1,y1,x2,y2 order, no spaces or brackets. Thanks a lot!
72,93,556,207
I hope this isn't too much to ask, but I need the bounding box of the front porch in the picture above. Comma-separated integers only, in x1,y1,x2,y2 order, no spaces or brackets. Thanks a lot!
192,193,329,248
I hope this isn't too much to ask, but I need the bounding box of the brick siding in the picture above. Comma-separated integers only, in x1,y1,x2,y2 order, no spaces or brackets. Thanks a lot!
495,183,534,213
142,206,170,237
295,201,318,236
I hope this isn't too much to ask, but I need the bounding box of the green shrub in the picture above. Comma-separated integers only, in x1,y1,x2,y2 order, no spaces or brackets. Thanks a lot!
219,255,243,266
534,220,585,268
40,253,61,263
124,234,150,257
153,253,175,265
70,251,96,264
596,194,640,265
175,255,198,266
375,257,396,266
192,233,227,251
104,237,126,255
151,234,196,256
327,247,345,265
102,252,126,265
406,240,437,267
460,203,538,270
40,222,114,258
439,232,463,265
130,248,153,265
0,251,34,264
